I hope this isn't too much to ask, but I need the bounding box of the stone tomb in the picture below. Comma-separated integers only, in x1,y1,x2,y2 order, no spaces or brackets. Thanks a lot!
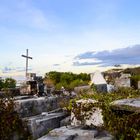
37,126,113,140
90,71,107,93
115,73,131,88
25,112,66,139
111,98,140,113
14,96,62,117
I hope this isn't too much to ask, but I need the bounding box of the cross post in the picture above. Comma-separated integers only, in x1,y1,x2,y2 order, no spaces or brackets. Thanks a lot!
21,49,33,78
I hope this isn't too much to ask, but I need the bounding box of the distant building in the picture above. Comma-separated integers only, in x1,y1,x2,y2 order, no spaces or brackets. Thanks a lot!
115,73,131,88
90,71,107,93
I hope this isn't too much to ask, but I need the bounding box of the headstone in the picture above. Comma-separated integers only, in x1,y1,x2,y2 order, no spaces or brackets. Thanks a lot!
90,71,107,93
115,73,131,88
27,73,36,81
26,80,38,95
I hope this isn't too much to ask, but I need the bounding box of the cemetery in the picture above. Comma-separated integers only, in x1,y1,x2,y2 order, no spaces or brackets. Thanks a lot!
0,50,140,139
1,1,140,139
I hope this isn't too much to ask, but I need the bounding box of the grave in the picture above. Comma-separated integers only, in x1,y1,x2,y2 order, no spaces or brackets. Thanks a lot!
14,96,62,117
115,73,131,88
25,112,67,139
90,71,107,93
111,98,140,113
20,72,46,96
37,126,114,140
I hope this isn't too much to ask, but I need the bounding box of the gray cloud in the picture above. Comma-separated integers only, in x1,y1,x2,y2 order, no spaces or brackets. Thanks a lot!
53,64,60,66
2,66,32,73
73,61,101,66
74,45,140,66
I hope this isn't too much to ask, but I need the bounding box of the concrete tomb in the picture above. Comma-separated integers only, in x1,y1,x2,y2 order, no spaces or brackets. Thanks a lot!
25,112,66,139
90,71,107,93
37,126,113,140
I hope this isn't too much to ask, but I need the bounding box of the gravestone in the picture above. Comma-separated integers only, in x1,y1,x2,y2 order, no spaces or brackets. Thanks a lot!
115,73,131,88
90,71,107,93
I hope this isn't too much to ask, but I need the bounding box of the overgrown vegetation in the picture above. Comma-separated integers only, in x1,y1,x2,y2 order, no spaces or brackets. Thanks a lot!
68,87,140,140
131,75,140,89
0,78,16,90
0,94,32,140
44,71,90,90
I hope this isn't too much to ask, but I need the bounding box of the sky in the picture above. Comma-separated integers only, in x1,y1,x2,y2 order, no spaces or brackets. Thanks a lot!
0,0,140,80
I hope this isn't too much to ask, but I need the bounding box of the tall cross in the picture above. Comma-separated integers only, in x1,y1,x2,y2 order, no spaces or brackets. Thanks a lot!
21,49,33,78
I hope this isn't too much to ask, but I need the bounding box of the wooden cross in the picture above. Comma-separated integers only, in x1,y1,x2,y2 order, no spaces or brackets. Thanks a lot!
21,49,33,78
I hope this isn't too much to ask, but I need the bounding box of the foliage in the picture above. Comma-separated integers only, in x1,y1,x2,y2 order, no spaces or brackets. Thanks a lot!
0,78,16,90
68,87,140,139
0,78,4,90
44,71,90,90
123,67,140,75
69,79,88,89
131,75,140,89
0,95,32,140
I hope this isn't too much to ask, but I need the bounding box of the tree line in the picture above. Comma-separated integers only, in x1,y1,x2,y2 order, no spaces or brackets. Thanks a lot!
44,71,90,90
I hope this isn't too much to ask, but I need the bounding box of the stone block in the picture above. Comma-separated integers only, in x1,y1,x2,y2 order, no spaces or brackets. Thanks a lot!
15,96,61,117
25,112,66,139
37,126,113,140
111,98,140,113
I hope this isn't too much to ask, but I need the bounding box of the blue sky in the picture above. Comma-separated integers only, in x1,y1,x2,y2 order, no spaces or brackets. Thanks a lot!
0,0,140,79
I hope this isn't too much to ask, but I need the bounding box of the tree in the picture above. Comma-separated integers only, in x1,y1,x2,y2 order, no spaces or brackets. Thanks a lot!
131,75,140,89
3,78,16,89
45,71,61,84
60,72,73,84
44,71,90,91
0,78,4,90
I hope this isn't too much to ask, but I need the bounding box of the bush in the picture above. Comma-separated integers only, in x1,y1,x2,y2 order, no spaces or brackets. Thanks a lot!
0,95,32,140
68,87,140,139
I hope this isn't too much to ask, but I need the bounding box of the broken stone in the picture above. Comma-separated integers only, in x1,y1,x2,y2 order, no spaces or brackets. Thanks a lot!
60,116,71,127
111,98,140,113
115,73,131,88
37,126,113,140
14,95,34,100
71,99,103,127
